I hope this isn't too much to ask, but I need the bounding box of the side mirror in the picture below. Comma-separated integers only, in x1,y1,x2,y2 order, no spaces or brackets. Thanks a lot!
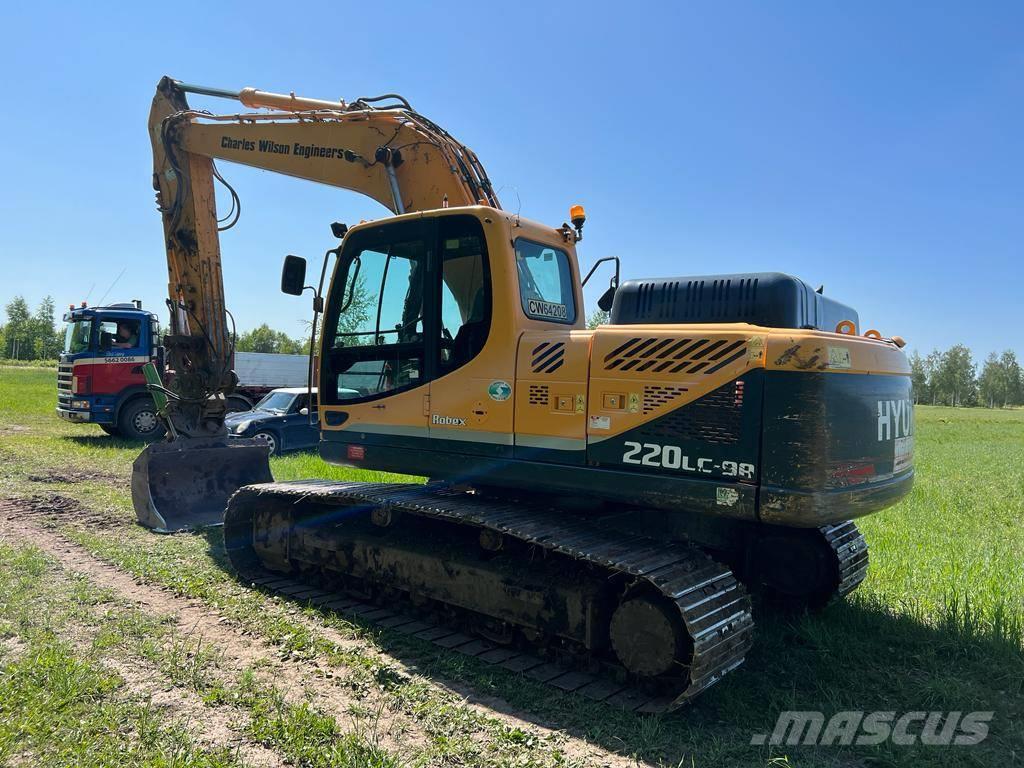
597,286,616,312
299,407,309,416
281,255,307,296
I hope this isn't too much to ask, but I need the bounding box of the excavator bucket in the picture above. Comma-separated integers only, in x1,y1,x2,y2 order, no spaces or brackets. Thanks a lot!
131,438,273,532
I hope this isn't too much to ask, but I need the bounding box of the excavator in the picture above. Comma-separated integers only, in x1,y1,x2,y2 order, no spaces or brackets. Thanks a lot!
134,76,914,711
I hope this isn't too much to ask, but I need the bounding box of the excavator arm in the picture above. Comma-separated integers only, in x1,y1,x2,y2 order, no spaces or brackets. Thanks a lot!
135,76,499,531
149,76,498,433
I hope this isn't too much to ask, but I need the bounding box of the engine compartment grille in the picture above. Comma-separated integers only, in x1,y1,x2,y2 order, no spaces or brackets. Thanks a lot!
531,342,565,374
636,381,744,445
603,337,748,376
528,384,549,406
643,385,688,414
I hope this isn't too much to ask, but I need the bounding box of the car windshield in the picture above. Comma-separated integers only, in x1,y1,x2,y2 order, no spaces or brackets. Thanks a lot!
64,320,92,354
254,392,296,413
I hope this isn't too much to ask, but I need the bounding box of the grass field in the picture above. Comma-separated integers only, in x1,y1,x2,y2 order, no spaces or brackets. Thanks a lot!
0,364,1021,767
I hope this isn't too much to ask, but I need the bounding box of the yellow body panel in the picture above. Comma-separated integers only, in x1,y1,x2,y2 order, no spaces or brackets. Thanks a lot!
317,208,910,454
515,331,591,454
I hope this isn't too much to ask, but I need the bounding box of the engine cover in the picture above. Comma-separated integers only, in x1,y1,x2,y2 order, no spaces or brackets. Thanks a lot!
610,272,858,332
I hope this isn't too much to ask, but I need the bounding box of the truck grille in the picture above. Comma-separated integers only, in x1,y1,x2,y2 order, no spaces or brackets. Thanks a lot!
57,363,73,404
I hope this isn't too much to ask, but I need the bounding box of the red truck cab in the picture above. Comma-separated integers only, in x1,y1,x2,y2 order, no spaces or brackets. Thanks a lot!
57,302,166,440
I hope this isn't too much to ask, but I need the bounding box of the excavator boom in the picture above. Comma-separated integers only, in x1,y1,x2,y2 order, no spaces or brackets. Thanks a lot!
135,76,497,530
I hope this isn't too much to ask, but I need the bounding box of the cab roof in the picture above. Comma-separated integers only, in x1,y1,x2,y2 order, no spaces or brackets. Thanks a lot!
65,304,157,321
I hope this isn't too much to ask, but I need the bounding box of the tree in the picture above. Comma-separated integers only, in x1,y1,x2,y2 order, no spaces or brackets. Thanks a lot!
3,296,31,359
978,352,1005,408
1,296,60,360
586,309,610,329
933,344,977,407
1000,350,1022,406
235,324,304,355
31,296,63,359
978,349,1023,408
924,349,943,405
909,350,929,404
331,275,373,347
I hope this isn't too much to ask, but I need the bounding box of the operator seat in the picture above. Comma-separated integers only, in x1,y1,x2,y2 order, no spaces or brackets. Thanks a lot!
449,290,489,369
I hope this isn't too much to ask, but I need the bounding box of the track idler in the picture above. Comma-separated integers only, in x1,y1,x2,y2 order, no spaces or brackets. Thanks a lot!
748,520,869,609
132,437,272,532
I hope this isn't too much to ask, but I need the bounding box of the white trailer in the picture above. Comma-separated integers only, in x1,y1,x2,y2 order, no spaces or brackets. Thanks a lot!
228,352,310,410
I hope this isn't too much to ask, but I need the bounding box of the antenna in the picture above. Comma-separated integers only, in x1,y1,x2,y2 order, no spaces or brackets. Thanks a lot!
496,185,523,226
96,268,127,307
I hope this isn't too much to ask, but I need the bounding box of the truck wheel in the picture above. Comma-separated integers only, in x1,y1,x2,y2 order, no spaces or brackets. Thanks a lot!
226,396,252,414
118,398,167,442
100,425,121,436
253,431,278,456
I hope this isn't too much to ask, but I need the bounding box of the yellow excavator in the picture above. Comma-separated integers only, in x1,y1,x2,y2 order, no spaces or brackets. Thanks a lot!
134,77,914,711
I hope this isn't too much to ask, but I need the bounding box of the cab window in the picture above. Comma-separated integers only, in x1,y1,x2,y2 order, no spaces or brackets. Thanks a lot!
322,215,491,406
293,393,318,413
515,240,576,324
326,225,428,403
64,320,92,354
98,319,141,350
439,217,490,373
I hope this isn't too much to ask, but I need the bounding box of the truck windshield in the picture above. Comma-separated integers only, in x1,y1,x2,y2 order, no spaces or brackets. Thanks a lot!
254,391,296,414
64,320,92,354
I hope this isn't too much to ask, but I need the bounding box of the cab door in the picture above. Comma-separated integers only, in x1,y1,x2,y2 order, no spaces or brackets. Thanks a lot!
318,219,434,450
93,314,149,394
511,238,589,465
426,215,514,456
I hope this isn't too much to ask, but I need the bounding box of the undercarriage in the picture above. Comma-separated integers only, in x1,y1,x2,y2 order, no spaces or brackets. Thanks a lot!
223,480,868,711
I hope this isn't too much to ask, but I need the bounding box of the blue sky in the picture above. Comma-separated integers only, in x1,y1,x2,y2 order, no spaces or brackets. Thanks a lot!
1,2,1020,360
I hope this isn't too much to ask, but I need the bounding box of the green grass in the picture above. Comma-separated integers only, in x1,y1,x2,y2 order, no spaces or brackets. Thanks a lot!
0,541,412,767
1,364,1023,767
236,672,402,768
0,545,242,768
0,358,59,368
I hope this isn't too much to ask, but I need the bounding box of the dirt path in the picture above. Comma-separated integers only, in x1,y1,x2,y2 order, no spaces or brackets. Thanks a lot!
0,495,644,768
0,497,425,759
63,622,286,768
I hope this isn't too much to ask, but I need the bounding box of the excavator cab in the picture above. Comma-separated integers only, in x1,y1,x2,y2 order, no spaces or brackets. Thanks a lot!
303,208,575,462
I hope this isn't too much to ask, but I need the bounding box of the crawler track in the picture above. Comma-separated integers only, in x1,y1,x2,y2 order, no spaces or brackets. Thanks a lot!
224,481,755,712
822,520,870,599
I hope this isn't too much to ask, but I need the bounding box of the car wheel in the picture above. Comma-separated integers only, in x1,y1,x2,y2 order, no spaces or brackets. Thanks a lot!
253,430,278,456
100,424,121,436
118,398,167,442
